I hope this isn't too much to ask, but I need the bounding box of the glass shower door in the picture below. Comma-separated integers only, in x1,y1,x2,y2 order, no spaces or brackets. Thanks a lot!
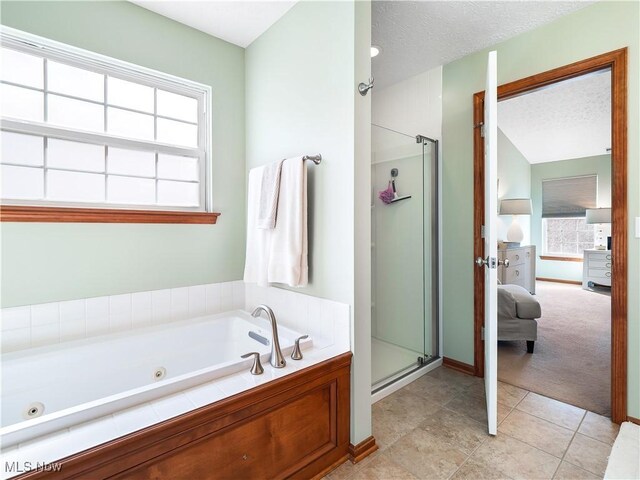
371,124,437,388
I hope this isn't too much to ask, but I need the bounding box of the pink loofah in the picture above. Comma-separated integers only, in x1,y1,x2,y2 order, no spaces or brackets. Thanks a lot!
379,182,395,204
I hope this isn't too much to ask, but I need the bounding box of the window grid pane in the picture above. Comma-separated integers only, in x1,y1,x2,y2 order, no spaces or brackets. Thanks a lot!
3,63,201,146
0,131,44,167
157,89,198,123
0,36,207,212
107,77,154,113
2,165,44,199
544,218,595,256
48,94,105,132
0,47,44,89
48,60,104,102
47,169,106,203
3,60,201,147
1,84,44,122
1,131,203,209
47,138,105,173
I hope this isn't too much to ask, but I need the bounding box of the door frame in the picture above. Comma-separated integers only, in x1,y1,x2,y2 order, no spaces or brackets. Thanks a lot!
472,48,628,423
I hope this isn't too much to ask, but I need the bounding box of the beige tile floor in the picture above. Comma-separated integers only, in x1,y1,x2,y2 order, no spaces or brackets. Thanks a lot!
326,366,619,480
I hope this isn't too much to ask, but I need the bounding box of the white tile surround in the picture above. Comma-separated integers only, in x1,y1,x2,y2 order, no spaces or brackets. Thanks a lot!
244,283,350,352
1,281,246,353
0,282,351,478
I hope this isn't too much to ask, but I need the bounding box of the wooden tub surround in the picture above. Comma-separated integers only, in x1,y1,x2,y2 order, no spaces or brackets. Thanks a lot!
13,353,352,480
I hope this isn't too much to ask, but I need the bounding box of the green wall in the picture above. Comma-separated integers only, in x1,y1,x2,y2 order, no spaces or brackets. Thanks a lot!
245,1,355,306
442,1,639,417
497,128,531,245
0,2,246,307
244,1,374,443
531,155,611,282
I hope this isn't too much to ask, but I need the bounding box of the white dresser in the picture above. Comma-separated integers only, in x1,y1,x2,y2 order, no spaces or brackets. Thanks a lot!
582,249,612,289
498,245,536,294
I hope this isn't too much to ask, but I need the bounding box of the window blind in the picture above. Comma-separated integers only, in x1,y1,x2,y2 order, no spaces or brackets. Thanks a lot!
542,174,597,218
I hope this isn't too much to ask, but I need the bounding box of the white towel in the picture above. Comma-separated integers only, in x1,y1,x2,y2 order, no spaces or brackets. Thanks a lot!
243,166,271,286
243,157,308,288
257,159,284,229
267,157,308,287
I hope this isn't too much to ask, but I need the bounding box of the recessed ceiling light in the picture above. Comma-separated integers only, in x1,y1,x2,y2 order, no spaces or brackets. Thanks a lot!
371,45,381,58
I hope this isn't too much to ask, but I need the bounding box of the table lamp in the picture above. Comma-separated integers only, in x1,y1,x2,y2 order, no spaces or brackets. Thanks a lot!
499,198,533,245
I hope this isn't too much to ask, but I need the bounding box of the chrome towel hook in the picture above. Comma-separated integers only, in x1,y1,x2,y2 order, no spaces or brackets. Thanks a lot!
358,76,374,96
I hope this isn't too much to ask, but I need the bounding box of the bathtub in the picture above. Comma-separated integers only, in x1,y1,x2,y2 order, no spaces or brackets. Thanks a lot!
0,310,312,448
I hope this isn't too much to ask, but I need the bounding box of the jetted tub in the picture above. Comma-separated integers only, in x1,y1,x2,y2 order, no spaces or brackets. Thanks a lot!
1,310,312,447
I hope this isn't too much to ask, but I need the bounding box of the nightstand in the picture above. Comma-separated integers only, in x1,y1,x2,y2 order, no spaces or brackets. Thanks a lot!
582,249,612,289
498,245,536,294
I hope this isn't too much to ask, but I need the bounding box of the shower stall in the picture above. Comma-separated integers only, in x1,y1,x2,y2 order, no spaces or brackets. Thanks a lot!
371,123,439,392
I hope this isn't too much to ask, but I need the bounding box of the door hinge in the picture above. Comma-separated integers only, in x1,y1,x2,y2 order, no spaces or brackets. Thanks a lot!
481,225,485,238
480,125,485,138
481,326,485,340
474,122,485,138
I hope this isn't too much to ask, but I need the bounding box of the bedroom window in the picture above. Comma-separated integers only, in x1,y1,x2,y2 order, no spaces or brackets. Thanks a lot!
543,217,595,256
541,174,597,257
0,28,217,224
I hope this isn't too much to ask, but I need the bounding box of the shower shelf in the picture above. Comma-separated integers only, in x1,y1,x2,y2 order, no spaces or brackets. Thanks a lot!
389,195,412,203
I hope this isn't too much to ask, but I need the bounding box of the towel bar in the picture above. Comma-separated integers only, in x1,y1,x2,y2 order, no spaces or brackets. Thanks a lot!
302,154,322,165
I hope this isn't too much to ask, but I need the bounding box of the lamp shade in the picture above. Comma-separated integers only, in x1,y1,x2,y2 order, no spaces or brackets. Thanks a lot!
585,208,611,224
499,198,532,215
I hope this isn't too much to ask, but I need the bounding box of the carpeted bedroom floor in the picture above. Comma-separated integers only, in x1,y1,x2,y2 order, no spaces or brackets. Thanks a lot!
498,280,611,416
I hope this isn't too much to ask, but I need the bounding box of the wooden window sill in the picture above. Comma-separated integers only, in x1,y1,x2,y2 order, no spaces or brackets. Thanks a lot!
539,255,583,262
0,206,220,224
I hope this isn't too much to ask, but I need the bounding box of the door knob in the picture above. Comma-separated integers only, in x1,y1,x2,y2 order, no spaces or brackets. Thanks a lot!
499,259,510,267
475,256,488,268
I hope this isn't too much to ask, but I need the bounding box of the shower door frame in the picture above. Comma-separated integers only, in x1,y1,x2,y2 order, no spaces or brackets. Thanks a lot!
371,127,440,393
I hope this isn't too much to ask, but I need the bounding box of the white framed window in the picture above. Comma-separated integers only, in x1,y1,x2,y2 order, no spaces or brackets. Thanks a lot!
541,174,597,257
0,27,213,217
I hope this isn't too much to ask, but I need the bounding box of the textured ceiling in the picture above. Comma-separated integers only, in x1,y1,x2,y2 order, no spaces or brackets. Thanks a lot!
498,70,611,164
372,1,594,88
130,1,297,48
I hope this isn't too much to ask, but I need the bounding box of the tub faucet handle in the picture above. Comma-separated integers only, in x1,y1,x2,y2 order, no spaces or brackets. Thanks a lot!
291,335,309,360
241,352,264,375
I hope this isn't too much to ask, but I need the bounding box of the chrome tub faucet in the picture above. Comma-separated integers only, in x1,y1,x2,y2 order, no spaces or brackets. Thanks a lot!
251,305,286,368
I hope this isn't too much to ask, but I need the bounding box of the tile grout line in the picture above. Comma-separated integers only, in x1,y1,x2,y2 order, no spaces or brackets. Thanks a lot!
440,404,495,429
513,400,586,432
512,389,530,409
361,371,609,480
499,393,598,478
577,429,617,446
444,428,517,480
446,386,580,479
444,383,520,480
550,409,588,479
497,427,569,475
572,413,619,446
503,404,579,437
381,382,485,480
